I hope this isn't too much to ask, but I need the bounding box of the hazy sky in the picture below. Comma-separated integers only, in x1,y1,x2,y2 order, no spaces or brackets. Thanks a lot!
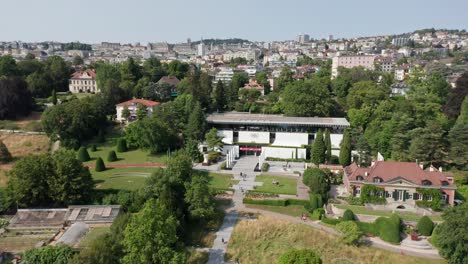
2,0,467,43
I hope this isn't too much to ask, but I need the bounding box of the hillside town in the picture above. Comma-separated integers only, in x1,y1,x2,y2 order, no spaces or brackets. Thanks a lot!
0,26,467,264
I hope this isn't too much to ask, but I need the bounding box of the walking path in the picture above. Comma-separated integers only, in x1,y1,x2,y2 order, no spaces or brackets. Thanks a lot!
85,163,165,168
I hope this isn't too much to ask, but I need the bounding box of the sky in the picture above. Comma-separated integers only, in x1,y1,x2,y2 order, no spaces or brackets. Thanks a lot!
1,0,467,44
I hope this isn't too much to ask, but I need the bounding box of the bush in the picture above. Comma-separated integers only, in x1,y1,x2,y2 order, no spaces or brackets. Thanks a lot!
330,155,340,165
302,168,330,197
116,138,127,152
207,151,220,163
312,208,325,220
309,194,319,212
24,245,75,264
279,249,322,264
261,162,269,172
77,146,90,162
95,157,106,172
336,221,362,245
417,216,434,236
107,151,118,162
375,215,401,244
356,221,379,236
287,199,310,206
220,161,226,170
342,209,355,221
90,144,97,152
0,140,13,164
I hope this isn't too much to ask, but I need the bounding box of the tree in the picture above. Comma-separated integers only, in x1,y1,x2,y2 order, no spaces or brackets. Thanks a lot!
0,55,19,76
48,150,94,205
8,151,93,207
339,129,352,166
77,146,91,162
72,55,84,66
278,249,322,264
95,157,106,172
342,209,355,221
213,80,227,111
255,71,271,95
24,245,75,264
205,128,223,151
45,55,73,92
448,123,468,169
444,71,468,119
0,77,34,119
26,71,52,97
122,106,131,121
336,221,362,245
302,168,330,197
122,199,185,264
275,66,294,91
346,81,389,110
117,138,128,152
51,89,57,105
185,140,203,162
228,72,249,108
281,79,334,117
0,140,12,164
135,104,148,120
107,150,118,162
311,130,326,165
417,216,434,236
408,122,445,163
324,129,332,163
433,203,468,264
184,102,206,142
185,173,216,221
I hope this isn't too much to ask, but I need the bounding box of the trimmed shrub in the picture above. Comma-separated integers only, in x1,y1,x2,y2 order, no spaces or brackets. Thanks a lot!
417,216,434,236
356,221,379,236
312,208,325,220
95,157,106,172
207,151,220,163
279,249,322,264
287,199,310,206
107,151,118,162
0,140,13,164
309,194,319,212
375,215,401,244
336,221,362,245
261,162,269,172
90,144,97,152
220,161,227,170
342,209,355,221
116,138,127,152
77,146,90,162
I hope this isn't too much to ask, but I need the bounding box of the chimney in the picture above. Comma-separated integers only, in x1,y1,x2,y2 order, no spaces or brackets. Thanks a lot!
429,166,435,172
371,160,375,167
419,162,424,169
439,167,443,172
364,172,369,177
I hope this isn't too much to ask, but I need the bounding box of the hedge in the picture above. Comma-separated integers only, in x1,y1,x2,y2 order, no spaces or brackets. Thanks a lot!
279,249,322,264
243,198,309,207
417,216,434,236
95,157,106,172
261,162,269,172
375,214,401,244
312,208,325,220
90,144,97,152
321,217,341,225
355,221,379,236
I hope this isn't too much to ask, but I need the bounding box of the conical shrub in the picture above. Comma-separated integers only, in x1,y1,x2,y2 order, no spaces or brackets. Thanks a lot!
77,146,90,162
116,138,127,153
107,150,118,162
95,157,106,172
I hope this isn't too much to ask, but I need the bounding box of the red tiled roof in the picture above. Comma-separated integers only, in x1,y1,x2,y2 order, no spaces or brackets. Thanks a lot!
116,99,160,107
345,161,453,187
71,69,96,79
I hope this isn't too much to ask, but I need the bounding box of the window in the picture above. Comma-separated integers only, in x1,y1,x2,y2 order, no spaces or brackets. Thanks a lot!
373,177,382,183
422,180,432,186
355,187,361,194
356,176,364,181
441,181,449,186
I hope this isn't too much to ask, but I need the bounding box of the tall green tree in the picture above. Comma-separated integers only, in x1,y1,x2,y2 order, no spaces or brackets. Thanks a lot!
213,80,227,111
184,173,216,221
339,129,352,166
275,66,293,91
136,104,148,120
228,72,249,108
408,122,446,163
0,55,19,76
205,128,223,151
122,199,185,264
183,102,206,142
311,129,326,165
125,116,178,154
255,71,271,94
324,129,332,163
0,77,34,119
44,55,73,92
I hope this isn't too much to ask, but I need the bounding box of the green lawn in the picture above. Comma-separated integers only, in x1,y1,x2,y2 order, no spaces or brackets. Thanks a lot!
84,147,168,166
92,167,156,190
254,175,297,195
208,172,237,190
335,204,443,222
245,204,308,217
78,226,110,247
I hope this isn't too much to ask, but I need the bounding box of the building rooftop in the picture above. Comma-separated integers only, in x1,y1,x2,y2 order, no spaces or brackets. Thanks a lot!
207,112,350,127
116,99,160,107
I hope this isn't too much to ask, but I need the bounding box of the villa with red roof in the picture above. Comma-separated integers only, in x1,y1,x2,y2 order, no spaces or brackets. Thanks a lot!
69,69,98,93
116,99,160,123
343,161,457,210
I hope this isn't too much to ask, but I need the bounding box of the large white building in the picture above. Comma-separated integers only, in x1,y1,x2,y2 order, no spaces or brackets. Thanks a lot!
206,112,350,159
214,67,235,83
69,69,98,93
116,99,159,123
331,55,375,78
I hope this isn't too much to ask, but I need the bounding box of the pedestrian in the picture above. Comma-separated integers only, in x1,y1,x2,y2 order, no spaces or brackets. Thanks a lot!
222,237,224,244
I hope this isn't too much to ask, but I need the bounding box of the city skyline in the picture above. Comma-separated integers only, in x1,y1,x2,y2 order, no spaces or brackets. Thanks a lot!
1,0,467,43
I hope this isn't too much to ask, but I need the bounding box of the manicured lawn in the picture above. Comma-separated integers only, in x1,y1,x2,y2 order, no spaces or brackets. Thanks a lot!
335,204,443,222
254,175,297,195
226,215,445,264
245,204,308,217
78,226,110,247
91,167,156,190
83,147,168,166
208,172,237,190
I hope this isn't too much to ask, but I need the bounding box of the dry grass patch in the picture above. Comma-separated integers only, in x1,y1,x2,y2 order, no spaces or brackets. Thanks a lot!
0,133,50,160
226,215,445,264
0,169,8,187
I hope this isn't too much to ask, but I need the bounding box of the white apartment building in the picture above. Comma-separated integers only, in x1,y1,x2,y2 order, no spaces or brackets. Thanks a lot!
69,69,99,93
223,50,258,62
331,55,375,78
115,99,159,123
214,67,234,83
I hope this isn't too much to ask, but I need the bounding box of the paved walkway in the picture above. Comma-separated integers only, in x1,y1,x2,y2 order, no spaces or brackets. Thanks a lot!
85,163,165,168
